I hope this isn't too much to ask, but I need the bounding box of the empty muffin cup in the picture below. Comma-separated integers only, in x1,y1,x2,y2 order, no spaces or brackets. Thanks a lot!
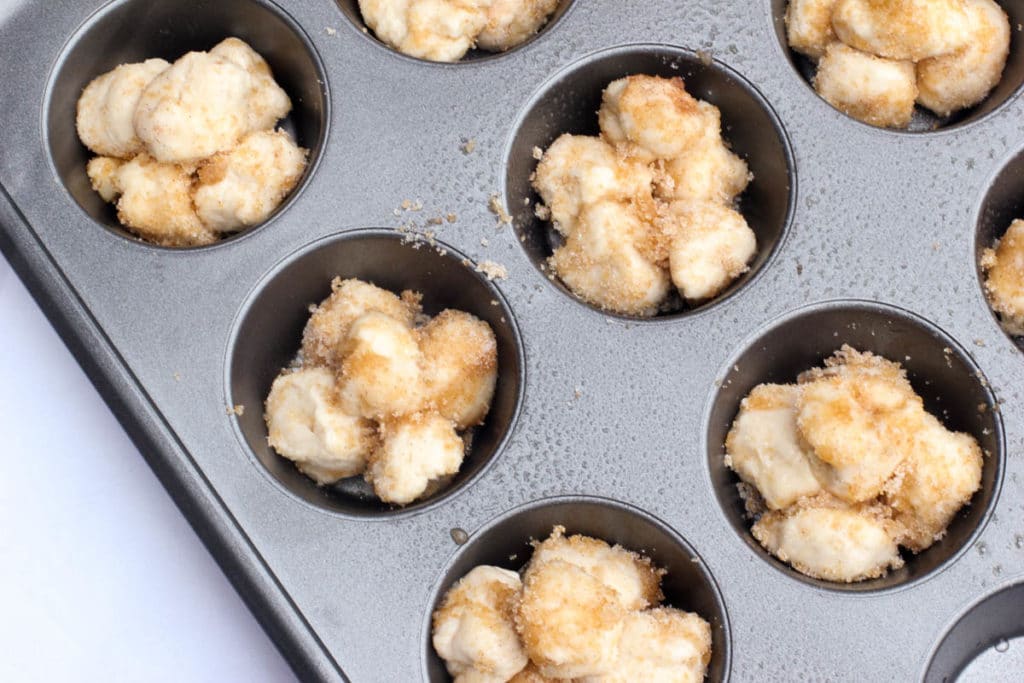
976,145,1024,346
422,495,731,681
334,0,576,63
504,43,795,320
227,229,525,517
705,300,1004,592
925,580,1024,681
45,0,329,247
770,0,1024,132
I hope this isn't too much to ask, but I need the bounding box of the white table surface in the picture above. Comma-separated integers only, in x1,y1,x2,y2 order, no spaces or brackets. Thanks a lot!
0,253,296,682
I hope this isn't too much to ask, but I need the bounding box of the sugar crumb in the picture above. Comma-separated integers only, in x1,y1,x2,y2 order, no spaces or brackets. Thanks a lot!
476,260,508,280
488,193,512,226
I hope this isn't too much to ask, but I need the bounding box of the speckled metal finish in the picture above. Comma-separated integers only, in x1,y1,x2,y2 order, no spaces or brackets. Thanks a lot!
3,0,1024,681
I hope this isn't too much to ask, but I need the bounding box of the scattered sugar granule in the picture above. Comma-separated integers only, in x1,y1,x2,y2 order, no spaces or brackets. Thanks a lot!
489,193,512,226
476,260,508,280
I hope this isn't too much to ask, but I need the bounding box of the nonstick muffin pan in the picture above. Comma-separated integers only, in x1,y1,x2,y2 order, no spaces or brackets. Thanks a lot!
3,0,1024,680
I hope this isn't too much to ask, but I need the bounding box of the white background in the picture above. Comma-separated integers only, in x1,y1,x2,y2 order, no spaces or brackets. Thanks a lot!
0,254,295,682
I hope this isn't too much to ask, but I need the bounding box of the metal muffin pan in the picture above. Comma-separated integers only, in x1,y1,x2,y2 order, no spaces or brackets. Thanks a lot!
2,0,1024,680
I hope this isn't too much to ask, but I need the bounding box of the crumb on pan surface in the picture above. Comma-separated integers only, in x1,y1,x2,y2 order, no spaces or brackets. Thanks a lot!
725,345,983,582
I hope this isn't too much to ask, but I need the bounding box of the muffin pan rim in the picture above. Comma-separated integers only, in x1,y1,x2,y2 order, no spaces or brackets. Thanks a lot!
39,0,333,253
701,297,1007,596
222,227,528,521
499,40,799,325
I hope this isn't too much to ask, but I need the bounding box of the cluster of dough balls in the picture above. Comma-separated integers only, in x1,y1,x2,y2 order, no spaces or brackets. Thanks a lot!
725,346,983,582
786,0,1011,128
533,75,755,316
981,218,1024,336
358,0,559,62
76,38,308,246
264,278,498,505
432,526,712,682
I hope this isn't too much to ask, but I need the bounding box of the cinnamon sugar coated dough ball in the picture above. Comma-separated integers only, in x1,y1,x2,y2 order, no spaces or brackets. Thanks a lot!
785,0,839,59
264,367,378,484
477,0,560,51
753,503,904,582
338,312,427,419
578,608,712,683
358,0,558,62
107,154,216,246
529,526,664,611
916,0,1010,117
301,278,420,368
664,200,756,302
598,76,706,162
208,37,292,132
193,130,308,232
725,345,983,582
419,310,498,429
533,75,756,316
516,559,627,679
75,39,303,245
433,526,713,680
886,413,982,551
660,102,750,204
533,134,654,236
550,200,671,317
725,383,822,510
981,218,1024,335
432,565,529,682
368,412,465,504
76,59,170,159
134,52,252,164
831,0,971,62
813,43,917,128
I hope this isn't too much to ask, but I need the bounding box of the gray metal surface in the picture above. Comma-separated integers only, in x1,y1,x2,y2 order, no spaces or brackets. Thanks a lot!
2,0,1024,680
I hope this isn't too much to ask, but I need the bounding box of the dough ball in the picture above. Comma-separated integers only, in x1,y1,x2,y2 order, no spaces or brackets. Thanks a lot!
813,42,917,128
357,0,490,63
86,156,124,202
515,559,626,679
795,346,922,503
265,367,378,484
578,608,712,683
598,75,706,162
533,134,655,236
753,502,903,582
419,309,498,429
886,412,982,551
529,526,664,611
785,0,840,59
664,200,756,302
338,312,427,419
831,0,972,61
549,200,671,317
916,0,1010,118
134,51,252,163
658,102,750,204
209,37,292,131
982,218,1024,335
725,383,823,510
432,565,528,682
111,153,215,247
367,412,465,504
476,0,559,51
301,278,421,368
76,58,169,158
193,129,308,233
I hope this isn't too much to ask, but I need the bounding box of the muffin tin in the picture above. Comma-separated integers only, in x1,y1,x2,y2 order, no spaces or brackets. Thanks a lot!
3,0,1024,680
